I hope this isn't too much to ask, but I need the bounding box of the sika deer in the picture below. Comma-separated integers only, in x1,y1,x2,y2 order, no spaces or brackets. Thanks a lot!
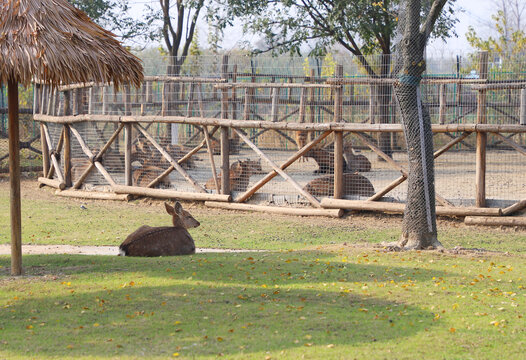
343,143,371,173
305,143,372,174
303,173,375,197
132,163,172,188
205,159,264,192
119,202,200,257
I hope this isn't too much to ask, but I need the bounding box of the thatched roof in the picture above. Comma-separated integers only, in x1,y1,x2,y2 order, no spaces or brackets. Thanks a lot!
0,0,143,87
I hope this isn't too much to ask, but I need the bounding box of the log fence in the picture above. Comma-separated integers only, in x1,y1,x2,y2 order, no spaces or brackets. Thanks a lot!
32,54,526,221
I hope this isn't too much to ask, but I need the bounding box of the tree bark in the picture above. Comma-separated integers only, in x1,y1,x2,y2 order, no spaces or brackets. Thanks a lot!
386,0,447,250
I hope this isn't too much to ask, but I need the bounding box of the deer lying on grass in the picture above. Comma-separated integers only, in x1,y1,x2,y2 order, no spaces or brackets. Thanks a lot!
303,173,375,197
119,202,200,257
205,159,264,192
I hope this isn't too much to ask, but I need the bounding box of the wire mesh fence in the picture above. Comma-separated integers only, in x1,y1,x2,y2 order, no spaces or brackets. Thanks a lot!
26,51,526,211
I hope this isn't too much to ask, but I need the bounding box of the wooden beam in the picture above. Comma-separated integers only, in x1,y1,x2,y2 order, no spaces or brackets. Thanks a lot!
205,201,343,218
233,128,321,208
502,199,526,216
235,130,332,203
465,216,526,227
55,189,131,201
321,199,502,217
113,185,231,202
38,177,66,190
135,123,206,193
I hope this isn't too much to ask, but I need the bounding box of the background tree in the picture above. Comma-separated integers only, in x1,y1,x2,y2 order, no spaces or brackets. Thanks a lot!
68,0,151,42
227,0,458,157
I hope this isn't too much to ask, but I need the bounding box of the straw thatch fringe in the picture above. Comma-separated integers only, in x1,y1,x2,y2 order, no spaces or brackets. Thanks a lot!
0,0,143,87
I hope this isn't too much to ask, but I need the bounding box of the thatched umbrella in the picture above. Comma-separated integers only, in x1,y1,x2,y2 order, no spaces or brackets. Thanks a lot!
0,0,144,275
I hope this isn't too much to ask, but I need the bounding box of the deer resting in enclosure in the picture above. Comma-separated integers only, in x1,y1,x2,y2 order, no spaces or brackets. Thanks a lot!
305,143,372,174
303,173,375,197
205,159,264,192
119,202,200,257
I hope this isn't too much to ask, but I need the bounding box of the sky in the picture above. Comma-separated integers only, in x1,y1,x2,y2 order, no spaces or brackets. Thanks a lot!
127,0,498,54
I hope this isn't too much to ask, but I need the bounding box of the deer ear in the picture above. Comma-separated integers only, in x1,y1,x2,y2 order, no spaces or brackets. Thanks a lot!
173,201,183,214
165,202,175,215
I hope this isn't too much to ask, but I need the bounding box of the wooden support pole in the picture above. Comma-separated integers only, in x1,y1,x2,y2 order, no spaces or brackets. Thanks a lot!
521,89,526,125
476,91,487,207
438,84,447,125
8,79,22,275
333,65,344,199
40,123,49,177
465,216,526,227
63,124,72,187
102,86,108,115
88,87,94,115
236,130,332,203
232,64,238,120
309,69,316,126
243,88,250,120
124,123,132,186
220,126,230,194
476,51,489,208
113,185,231,202
205,201,343,218
271,87,280,122
233,128,321,208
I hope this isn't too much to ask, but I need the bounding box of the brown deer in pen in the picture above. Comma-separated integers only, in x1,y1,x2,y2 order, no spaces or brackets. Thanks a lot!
343,143,371,173
303,173,375,197
132,163,172,188
305,142,372,174
119,201,200,257
205,159,264,192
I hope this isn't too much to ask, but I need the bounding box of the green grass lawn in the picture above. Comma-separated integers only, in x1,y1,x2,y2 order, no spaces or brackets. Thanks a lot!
0,180,525,359
0,251,524,359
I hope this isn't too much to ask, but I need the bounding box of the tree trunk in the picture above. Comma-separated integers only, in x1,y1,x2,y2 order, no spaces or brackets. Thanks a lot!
387,0,443,250
394,82,440,249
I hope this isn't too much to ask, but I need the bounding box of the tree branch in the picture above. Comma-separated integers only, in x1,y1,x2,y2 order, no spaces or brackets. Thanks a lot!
421,0,449,41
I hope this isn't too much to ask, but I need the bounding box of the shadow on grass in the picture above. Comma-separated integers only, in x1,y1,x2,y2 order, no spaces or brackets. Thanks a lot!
0,253,441,358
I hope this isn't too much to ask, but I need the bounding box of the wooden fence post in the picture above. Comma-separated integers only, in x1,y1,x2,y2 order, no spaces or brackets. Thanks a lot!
63,91,72,187
476,51,489,207
221,55,230,194
333,64,344,199
520,88,526,126
438,84,447,125
124,84,132,186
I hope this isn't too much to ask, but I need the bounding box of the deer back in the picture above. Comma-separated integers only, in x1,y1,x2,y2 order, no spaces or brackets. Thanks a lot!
119,226,195,257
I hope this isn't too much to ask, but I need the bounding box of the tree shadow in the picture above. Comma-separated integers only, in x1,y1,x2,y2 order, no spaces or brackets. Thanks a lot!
0,252,442,358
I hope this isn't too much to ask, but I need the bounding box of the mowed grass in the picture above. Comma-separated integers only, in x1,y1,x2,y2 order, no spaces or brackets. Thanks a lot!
0,250,525,359
0,181,524,252
0,180,525,358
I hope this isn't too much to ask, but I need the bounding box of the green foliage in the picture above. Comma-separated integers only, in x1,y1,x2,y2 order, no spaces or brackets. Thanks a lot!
227,0,458,63
68,0,150,41
466,11,526,56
